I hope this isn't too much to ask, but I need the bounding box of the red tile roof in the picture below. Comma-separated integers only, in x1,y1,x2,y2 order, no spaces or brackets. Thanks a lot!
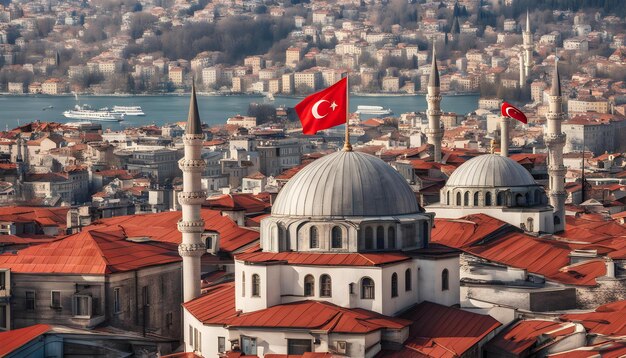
379,301,501,358
0,324,51,356
431,214,511,249
265,354,334,358
183,283,239,325
485,320,578,356
560,300,626,336
235,251,411,266
96,209,259,254
228,300,410,333
547,341,626,358
0,206,68,229
204,194,270,213
0,225,181,274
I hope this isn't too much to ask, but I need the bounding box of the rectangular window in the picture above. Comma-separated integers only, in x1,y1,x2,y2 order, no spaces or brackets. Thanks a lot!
193,328,201,352
241,336,257,355
288,339,312,355
51,291,61,308
0,271,5,289
113,287,121,313
25,290,35,310
0,305,7,329
218,336,226,353
142,286,150,306
188,325,193,348
73,295,91,317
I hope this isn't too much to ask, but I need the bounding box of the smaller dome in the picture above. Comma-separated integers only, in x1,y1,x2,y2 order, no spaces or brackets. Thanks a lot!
446,154,537,188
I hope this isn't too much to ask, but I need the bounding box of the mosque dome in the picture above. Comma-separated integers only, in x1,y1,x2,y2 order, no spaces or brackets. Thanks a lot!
446,154,537,188
271,151,422,217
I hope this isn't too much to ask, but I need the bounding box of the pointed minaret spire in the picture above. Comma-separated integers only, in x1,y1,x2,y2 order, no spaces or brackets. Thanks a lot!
425,40,444,163
522,9,533,77
429,43,440,88
186,81,202,135
526,9,531,32
551,55,561,96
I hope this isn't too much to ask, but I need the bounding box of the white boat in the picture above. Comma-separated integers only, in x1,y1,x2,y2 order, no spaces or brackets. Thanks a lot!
355,105,393,115
63,105,124,122
111,105,145,116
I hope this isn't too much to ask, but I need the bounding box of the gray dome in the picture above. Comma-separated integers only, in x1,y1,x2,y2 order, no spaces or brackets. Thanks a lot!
272,151,421,217
446,154,537,188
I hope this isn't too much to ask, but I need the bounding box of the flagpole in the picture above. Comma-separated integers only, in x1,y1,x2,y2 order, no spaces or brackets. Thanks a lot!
343,72,352,152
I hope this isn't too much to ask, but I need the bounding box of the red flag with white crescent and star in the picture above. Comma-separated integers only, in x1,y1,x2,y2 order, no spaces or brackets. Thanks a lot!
501,101,528,124
295,78,347,135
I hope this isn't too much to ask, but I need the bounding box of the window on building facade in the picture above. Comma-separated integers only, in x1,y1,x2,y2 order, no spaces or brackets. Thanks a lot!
218,337,226,353
242,336,257,355
456,192,461,205
331,226,342,248
304,275,315,296
25,290,35,310
242,272,246,297
310,226,319,248
365,226,374,249
114,287,121,313
464,191,469,206
320,274,332,297
376,226,385,249
391,273,398,297
388,227,396,248
442,269,449,291
193,327,201,352
0,271,5,290
73,295,91,317
142,286,150,306
288,339,312,355
0,305,6,329
361,277,375,299
405,269,412,291
252,274,260,297
51,291,61,308
474,192,479,206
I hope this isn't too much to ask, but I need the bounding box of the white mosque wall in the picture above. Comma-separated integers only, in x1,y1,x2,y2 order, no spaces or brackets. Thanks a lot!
416,256,460,307
183,309,230,356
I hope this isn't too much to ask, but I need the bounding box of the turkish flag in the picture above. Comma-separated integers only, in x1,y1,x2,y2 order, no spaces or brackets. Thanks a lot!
501,101,528,124
295,78,347,135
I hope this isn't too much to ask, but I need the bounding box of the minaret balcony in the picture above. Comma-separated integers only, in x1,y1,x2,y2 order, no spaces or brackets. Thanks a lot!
424,127,444,136
178,191,207,205
178,159,206,172
548,165,567,176
426,109,442,116
177,219,206,233
182,134,204,143
426,94,442,102
544,133,566,146
178,242,206,257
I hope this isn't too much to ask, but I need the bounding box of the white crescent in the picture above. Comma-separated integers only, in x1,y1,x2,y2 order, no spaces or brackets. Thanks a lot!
312,100,329,119
505,106,519,117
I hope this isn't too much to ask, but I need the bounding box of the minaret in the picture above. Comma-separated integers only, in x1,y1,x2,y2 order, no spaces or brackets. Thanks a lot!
425,43,443,163
518,52,526,87
177,82,207,302
522,10,533,77
545,60,566,232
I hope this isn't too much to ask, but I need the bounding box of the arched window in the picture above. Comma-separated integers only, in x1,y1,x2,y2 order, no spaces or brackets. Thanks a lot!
534,190,541,204
554,215,561,225
516,193,524,206
304,274,314,296
464,191,469,206
446,191,450,205
388,227,396,249
331,226,342,248
320,274,331,297
441,269,449,291
309,226,319,248
473,192,479,206
252,274,260,297
496,191,504,206
456,192,461,206
525,192,531,206
405,269,412,291
391,273,398,297
361,277,375,299
365,227,374,250
422,221,429,245
376,226,385,249
242,272,245,297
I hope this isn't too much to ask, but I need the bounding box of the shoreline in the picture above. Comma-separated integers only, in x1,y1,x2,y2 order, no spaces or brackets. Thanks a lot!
0,92,481,98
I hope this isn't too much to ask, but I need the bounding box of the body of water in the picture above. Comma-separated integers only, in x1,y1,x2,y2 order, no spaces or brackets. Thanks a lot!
0,93,480,130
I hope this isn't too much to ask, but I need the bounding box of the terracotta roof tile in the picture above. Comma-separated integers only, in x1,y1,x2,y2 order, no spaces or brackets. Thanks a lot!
0,324,51,356
235,251,411,266
486,320,578,355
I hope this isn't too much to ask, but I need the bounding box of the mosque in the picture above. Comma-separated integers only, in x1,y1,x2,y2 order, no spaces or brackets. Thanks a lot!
174,17,568,355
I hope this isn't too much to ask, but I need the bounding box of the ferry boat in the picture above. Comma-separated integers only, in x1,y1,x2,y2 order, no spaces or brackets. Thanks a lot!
63,105,124,122
355,105,393,115
111,105,145,116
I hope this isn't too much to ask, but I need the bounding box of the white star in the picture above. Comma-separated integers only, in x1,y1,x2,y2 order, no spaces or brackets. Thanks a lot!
330,102,338,111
